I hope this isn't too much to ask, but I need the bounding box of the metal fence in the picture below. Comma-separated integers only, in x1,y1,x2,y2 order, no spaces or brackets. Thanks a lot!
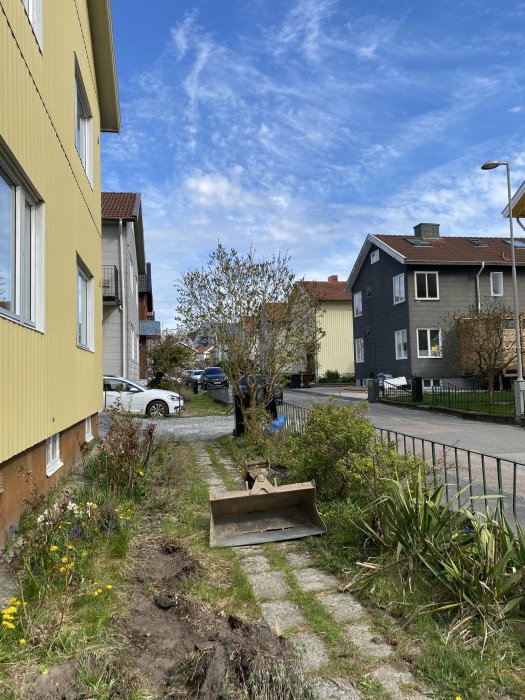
206,386,232,404
277,401,524,528
382,379,515,416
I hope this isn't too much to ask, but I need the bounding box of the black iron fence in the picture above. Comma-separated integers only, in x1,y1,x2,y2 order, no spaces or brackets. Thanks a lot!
428,381,514,415
277,400,524,528
102,265,119,302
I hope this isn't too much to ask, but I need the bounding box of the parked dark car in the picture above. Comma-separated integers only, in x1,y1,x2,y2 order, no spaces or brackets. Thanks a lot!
238,375,283,402
200,366,229,389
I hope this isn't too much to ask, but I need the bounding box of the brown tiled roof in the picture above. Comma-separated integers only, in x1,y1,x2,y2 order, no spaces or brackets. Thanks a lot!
375,235,525,264
302,280,352,301
101,192,141,220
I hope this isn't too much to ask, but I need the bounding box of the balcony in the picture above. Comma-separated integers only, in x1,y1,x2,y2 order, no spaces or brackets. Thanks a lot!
102,265,119,304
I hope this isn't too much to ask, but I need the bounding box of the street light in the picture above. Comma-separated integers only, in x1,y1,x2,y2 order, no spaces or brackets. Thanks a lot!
481,160,524,418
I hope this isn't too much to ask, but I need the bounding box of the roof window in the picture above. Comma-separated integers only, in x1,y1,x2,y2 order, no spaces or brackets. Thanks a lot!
504,240,525,248
469,238,489,247
405,237,432,247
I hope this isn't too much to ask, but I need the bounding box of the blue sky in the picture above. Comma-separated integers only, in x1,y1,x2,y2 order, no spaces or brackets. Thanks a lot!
102,0,525,327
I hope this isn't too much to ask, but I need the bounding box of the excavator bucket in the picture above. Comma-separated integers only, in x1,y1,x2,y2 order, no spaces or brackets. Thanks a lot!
209,472,326,548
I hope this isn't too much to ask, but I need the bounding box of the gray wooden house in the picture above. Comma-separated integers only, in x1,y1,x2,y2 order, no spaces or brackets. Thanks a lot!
345,223,525,388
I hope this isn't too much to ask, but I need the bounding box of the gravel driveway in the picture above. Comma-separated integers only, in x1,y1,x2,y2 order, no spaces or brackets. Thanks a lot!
98,411,234,441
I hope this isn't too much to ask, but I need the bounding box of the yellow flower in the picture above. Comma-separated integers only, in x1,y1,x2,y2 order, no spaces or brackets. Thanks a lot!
456,696,463,700
91,503,97,509
138,470,144,477
97,588,102,594
92,591,99,597
2,606,17,615
106,584,112,590
50,545,58,552
67,544,74,550
61,556,68,563
19,638,27,644
2,621,15,629
59,567,66,573
9,598,18,604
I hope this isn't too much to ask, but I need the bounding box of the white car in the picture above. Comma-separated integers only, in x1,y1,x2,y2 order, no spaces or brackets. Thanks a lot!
103,376,184,417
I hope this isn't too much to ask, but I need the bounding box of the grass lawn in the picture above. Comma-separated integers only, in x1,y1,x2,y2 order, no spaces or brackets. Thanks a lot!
386,390,514,415
179,391,233,417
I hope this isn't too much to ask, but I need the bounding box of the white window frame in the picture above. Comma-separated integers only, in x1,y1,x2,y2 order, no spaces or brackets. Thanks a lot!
490,271,503,297
75,60,93,183
415,271,439,300
77,257,94,351
353,291,362,317
0,160,44,330
370,250,379,264
417,328,442,358
393,274,405,304
355,337,364,363
46,433,63,476
22,0,43,48
395,329,408,360
423,378,441,389
85,415,93,442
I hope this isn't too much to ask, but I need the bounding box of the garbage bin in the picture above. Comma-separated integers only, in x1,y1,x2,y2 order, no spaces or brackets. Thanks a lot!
193,378,199,394
302,374,310,388
290,373,301,389
411,376,423,402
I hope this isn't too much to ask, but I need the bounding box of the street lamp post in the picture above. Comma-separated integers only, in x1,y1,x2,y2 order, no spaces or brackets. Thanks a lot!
481,160,524,419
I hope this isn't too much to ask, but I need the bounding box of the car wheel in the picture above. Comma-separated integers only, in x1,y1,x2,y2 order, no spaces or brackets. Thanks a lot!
146,400,168,417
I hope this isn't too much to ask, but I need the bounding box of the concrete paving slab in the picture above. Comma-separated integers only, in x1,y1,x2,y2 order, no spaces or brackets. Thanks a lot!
309,677,363,700
285,551,314,568
370,665,429,699
261,600,306,630
291,631,329,671
346,623,393,659
0,565,16,607
236,545,264,557
239,554,272,574
319,592,367,622
294,567,339,592
246,570,289,599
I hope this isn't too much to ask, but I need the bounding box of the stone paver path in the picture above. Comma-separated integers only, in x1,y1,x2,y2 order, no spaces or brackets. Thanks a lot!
194,442,431,700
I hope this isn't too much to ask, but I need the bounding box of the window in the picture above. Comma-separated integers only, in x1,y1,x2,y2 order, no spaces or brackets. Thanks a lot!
393,274,405,304
417,328,442,358
423,378,441,389
75,60,92,182
0,162,43,328
22,0,43,47
131,327,136,361
491,271,503,297
395,329,408,359
46,433,62,476
77,258,93,350
370,250,379,264
85,415,93,442
353,291,362,317
355,337,364,363
415,271,439,300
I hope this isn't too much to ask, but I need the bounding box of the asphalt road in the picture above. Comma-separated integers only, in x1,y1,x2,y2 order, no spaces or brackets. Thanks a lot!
283,387,525,463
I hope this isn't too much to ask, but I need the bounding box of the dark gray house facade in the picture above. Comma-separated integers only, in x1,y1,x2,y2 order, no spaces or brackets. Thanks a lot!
346,223,525,388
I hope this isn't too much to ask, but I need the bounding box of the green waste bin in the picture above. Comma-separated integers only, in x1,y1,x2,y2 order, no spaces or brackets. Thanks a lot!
290,374,301,389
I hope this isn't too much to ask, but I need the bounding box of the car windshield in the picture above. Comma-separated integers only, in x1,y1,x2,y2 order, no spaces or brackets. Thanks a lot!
206,368,223,375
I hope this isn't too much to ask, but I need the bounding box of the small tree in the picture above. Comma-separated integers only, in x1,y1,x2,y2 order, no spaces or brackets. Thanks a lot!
442,301,519,401
147,331,195,381
175,244,324,433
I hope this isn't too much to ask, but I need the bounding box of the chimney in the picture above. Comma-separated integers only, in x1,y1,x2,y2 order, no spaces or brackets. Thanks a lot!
414,223,440,239
328,275,339,283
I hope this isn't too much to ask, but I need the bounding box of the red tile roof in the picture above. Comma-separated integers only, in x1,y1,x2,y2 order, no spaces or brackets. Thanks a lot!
302,280,352,301
102,192,141,220
375,235,525,265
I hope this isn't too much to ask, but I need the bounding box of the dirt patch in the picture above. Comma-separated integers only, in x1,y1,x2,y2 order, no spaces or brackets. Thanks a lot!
28,538,292,700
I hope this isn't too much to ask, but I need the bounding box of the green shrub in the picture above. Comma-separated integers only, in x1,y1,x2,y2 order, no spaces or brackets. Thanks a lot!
323,369,340,383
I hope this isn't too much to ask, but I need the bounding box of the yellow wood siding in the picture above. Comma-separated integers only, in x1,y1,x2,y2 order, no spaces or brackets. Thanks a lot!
0,1,104,462
317,302,354,377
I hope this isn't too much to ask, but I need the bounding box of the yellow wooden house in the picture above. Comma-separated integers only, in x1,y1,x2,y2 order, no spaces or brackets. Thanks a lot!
302,276,354,379
0,1,120,544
